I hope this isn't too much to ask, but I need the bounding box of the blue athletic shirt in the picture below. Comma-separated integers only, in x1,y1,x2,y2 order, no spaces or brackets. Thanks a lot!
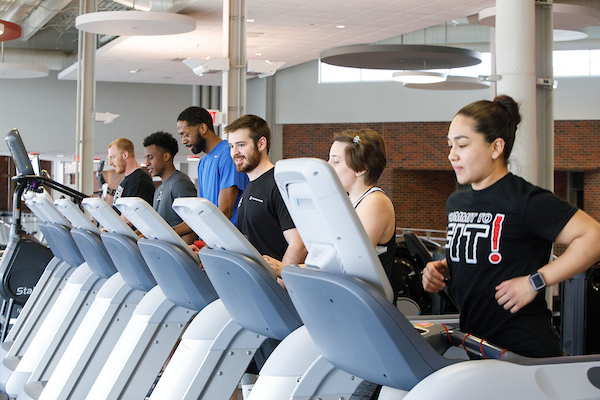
197,140,248,225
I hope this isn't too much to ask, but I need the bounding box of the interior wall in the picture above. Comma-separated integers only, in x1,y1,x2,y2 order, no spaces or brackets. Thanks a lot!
273,60,600,124
1,62,600,160
0,71,193,157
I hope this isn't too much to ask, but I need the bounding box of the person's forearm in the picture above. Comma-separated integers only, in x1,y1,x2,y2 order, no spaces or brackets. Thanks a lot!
281,243,307,265
173,221,192,236
539,235,600,286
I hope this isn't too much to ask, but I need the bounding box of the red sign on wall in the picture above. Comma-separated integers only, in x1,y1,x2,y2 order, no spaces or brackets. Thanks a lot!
207,109,221,126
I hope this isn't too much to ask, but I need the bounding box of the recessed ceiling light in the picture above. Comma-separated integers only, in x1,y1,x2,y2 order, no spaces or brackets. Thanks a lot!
336,25,345,29
255,53,262,56
129,69,140,73
247,19,255,23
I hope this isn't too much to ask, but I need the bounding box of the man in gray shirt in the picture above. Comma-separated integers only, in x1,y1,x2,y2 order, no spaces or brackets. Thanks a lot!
143,131,198,244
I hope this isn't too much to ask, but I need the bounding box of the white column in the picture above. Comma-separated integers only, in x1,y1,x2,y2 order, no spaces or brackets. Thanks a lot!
76,0,96,195
495,0,537,184
221,0,246,129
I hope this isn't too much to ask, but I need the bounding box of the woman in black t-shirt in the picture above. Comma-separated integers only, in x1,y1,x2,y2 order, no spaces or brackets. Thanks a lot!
422,95,600,357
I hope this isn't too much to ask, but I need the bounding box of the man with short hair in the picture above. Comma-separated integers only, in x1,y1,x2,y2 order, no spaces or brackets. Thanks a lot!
176,107,248,225
143,131,197,244
108,138,155,208
225,114,307,381
226,114,306,274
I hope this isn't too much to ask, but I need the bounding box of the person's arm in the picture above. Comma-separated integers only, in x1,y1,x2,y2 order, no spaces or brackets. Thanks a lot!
173,221,193,236
262,229,307,278
422,258,449,293
495,210,600,313
217,186,239,221
281,228,307,266
354,191,395,247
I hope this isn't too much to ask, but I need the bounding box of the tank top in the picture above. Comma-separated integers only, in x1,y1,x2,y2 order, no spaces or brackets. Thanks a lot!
353,187,396,281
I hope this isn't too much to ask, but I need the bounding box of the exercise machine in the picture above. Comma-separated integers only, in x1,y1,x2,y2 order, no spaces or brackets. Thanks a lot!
20,198,149,400
0,192,79,395
83,197,216,400
273,158,600,399
142,196,300,399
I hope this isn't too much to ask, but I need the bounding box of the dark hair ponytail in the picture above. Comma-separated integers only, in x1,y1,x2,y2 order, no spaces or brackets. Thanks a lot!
457,95,521,162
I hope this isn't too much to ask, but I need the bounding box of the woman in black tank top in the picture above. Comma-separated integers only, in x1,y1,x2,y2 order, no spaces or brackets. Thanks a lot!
328,129,396,280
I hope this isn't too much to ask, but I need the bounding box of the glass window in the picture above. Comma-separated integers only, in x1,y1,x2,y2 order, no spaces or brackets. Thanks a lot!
554,50,590,77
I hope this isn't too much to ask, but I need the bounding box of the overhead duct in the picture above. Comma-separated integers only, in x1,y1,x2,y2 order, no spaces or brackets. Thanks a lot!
2,0,37,23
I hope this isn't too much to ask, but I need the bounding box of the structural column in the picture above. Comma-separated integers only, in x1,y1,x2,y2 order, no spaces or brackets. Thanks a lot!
222,0,246,128
75,0,96,195
495,0,537,184
536,1,554,191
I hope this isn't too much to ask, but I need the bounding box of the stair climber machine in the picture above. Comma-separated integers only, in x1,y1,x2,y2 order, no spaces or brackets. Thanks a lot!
271,158,600,400
140,196,299,400
82,197,217,400
0,129,104,396
0,129,58,340
0,193,79,394
149,195,383,400
18,197,152,400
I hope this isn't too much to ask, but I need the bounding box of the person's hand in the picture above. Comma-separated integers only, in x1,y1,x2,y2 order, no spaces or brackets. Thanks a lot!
422,260,448,293
495,276,537,314
189,243,200,254
263,255,285,277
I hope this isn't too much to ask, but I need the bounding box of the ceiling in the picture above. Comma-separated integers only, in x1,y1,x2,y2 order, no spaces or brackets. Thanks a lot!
1,0,510,86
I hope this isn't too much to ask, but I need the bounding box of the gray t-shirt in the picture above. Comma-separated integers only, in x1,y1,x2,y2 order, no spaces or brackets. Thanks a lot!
153,170,197,226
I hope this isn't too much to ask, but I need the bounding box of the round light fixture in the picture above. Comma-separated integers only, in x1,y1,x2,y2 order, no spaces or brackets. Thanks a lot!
403,76,490,90
75,11,196,36
0,20,22,41
0,63,49,79
392,71,447,84
320,44,482,70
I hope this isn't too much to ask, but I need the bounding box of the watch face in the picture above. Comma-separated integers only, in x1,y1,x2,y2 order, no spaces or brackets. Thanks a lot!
530,273,545,290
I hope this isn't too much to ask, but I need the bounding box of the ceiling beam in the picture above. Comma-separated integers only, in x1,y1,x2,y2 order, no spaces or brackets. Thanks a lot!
21,0,73,40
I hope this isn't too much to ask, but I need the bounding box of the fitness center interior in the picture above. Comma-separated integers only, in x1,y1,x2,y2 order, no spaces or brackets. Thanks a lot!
1,0,600,399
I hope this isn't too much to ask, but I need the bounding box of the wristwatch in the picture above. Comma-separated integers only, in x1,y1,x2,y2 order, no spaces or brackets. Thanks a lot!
529,272,546,291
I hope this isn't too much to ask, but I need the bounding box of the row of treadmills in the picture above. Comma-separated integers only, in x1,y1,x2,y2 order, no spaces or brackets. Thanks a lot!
0,158,599,400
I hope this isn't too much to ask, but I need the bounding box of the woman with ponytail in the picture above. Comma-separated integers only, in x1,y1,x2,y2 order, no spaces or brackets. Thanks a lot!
422,95,600,357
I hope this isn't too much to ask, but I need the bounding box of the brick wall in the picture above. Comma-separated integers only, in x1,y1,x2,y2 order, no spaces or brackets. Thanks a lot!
283,120,600,231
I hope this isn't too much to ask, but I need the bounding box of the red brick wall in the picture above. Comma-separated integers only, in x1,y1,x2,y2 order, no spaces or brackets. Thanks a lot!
283,120,600,231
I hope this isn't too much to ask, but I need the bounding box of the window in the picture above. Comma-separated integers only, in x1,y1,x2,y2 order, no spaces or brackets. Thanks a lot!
319,50,600,83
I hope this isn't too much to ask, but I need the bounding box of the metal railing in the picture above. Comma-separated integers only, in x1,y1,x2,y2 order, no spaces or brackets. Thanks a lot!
396,227,447,245
0,212,43,247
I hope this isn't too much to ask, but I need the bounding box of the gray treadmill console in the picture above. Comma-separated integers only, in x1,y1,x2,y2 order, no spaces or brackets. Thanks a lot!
115,197,199,262
172,197,277,279
29,193,72,227
5,129,35,177
54,198,100,234
274,158,394,302
82,198,137,239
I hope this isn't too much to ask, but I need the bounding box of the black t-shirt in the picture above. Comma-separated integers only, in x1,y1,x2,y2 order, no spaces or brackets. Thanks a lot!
446,173,577,357
113,168,155,207
236,167,295,261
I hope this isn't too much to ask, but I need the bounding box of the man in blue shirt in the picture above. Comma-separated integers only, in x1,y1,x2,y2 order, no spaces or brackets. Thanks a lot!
175,107,248,237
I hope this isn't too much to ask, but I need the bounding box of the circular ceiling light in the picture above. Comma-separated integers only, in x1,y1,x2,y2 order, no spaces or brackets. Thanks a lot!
403,76,490,90
0,63,49,79
75,11,196,36
392,71,447,84
479,4,599,42
320,44,482,70
0,20,22,42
